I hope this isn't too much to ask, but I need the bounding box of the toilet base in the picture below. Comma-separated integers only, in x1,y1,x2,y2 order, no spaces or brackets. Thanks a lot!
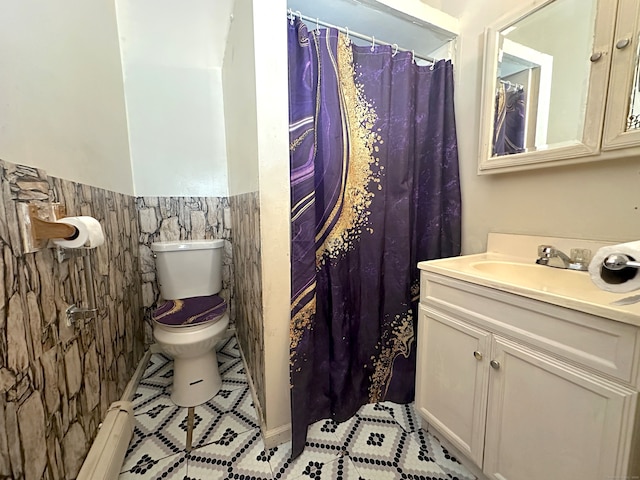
153,313,229,408
170,349,221,407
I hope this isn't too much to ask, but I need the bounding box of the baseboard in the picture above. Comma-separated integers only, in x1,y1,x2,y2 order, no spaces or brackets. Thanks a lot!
235,338,291,450
224,326,237,339
262,423,292,450
78,401,134,480
235,340,267,433
121,349,153,402
79,348,152,480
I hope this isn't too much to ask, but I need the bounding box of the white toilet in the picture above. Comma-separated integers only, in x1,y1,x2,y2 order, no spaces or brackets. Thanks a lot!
151,239,230,407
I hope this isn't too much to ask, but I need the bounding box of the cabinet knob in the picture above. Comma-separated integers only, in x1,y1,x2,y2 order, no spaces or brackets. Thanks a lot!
490,360,501,370
616,38,631,49
589,52,603,62
473,351,483,361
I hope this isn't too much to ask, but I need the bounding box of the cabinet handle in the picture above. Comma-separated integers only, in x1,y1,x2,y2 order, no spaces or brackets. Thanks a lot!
473,351,483,361
490,360,501,370
589,51,603,62
616,38,631,49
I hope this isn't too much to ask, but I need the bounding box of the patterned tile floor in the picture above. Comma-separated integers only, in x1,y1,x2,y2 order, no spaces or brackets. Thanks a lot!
120,336,475,480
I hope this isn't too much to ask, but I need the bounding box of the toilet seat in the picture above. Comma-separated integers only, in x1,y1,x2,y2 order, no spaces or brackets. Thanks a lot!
152,294,227,328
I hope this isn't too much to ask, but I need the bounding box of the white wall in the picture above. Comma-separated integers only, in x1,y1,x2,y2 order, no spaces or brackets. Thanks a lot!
116,0,233,197
222,0,260,196
222,0,290,443
439,0,640,253
419,0,443,9
0,0,133,195
252,0,292,442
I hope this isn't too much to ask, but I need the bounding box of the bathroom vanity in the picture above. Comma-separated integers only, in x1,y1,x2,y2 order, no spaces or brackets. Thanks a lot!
416,234,640,480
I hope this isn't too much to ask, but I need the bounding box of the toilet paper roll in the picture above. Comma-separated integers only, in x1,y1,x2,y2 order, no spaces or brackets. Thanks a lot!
52,216,105,249
588,241,640,293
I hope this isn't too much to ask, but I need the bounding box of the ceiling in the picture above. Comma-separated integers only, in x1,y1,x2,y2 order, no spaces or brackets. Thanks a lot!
286,0,456,59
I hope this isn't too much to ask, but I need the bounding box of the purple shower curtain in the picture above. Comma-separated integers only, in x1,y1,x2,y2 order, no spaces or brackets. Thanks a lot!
288,20,461,458
493,84,526,155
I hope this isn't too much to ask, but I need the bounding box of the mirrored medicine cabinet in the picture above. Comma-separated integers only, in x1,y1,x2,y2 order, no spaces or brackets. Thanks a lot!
478,0,640,174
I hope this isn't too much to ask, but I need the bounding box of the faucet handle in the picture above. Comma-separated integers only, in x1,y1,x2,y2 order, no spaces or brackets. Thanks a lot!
570,248,591,267
536,245,554,265
537,245,555,257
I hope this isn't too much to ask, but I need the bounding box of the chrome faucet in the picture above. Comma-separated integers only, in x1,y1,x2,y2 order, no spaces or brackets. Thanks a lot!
536,245,591,271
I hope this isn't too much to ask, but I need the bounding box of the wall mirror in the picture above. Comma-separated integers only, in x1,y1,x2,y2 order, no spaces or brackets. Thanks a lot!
477,0,613,173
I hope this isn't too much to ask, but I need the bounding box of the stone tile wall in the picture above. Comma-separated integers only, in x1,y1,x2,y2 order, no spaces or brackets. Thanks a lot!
136,197,234,344
229,192,265,423
0,159,144,479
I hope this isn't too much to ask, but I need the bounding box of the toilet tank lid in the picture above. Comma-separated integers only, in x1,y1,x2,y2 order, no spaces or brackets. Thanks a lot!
151,239,224,252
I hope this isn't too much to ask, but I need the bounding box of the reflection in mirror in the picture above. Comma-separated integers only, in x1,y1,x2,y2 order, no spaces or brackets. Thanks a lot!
493,79,526,155
491,0,598,157
627,34,640,131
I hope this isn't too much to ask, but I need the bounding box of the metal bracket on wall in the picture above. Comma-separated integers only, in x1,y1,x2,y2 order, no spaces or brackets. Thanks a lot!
60,248,99,326
66,304,98,326
55,245,84,263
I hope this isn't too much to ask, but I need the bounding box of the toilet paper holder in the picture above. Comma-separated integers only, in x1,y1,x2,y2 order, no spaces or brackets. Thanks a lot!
27,204,79,244
603,254,640,271
26,204,99,324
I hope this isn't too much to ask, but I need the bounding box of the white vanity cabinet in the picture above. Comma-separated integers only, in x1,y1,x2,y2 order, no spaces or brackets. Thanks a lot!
415,271,640,480
416,307,490,466
484,337,634,480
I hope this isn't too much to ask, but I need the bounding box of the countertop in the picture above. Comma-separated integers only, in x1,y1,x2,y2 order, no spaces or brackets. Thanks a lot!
418,252,640,327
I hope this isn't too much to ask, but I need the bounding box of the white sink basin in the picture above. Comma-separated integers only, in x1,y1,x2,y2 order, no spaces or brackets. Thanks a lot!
469,260,591,294
417,234,640,326
418,252,640,325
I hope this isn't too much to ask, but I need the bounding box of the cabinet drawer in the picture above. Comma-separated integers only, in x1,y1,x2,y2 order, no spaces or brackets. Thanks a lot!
420,271,640,385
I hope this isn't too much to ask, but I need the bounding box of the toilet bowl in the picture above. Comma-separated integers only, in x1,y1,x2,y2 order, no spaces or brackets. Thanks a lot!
151,240,229,407
153,310,229,407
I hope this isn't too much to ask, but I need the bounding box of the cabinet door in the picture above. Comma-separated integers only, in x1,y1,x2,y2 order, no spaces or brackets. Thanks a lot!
484,337,637,480
603,0,640,149
415,305,491,467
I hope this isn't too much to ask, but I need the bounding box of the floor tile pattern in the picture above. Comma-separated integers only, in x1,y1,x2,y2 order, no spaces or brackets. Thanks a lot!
120,336,475,480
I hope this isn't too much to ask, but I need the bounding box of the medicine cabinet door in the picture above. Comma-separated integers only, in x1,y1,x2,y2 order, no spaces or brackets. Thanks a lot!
602,0,640,151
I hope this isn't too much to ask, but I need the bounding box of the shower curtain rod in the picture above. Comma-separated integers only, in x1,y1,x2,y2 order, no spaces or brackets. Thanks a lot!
287,9,436,64
499,79,524,90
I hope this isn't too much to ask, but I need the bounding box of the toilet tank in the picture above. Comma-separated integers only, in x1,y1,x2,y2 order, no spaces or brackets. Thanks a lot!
151,240,224,300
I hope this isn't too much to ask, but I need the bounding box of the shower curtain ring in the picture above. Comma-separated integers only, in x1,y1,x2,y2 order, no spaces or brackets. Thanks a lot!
315,18,320,35
371,36,375,52
345,26,350,42
411,50,416,64
288,8,294,25
296,10,302,22
392,44,398,57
